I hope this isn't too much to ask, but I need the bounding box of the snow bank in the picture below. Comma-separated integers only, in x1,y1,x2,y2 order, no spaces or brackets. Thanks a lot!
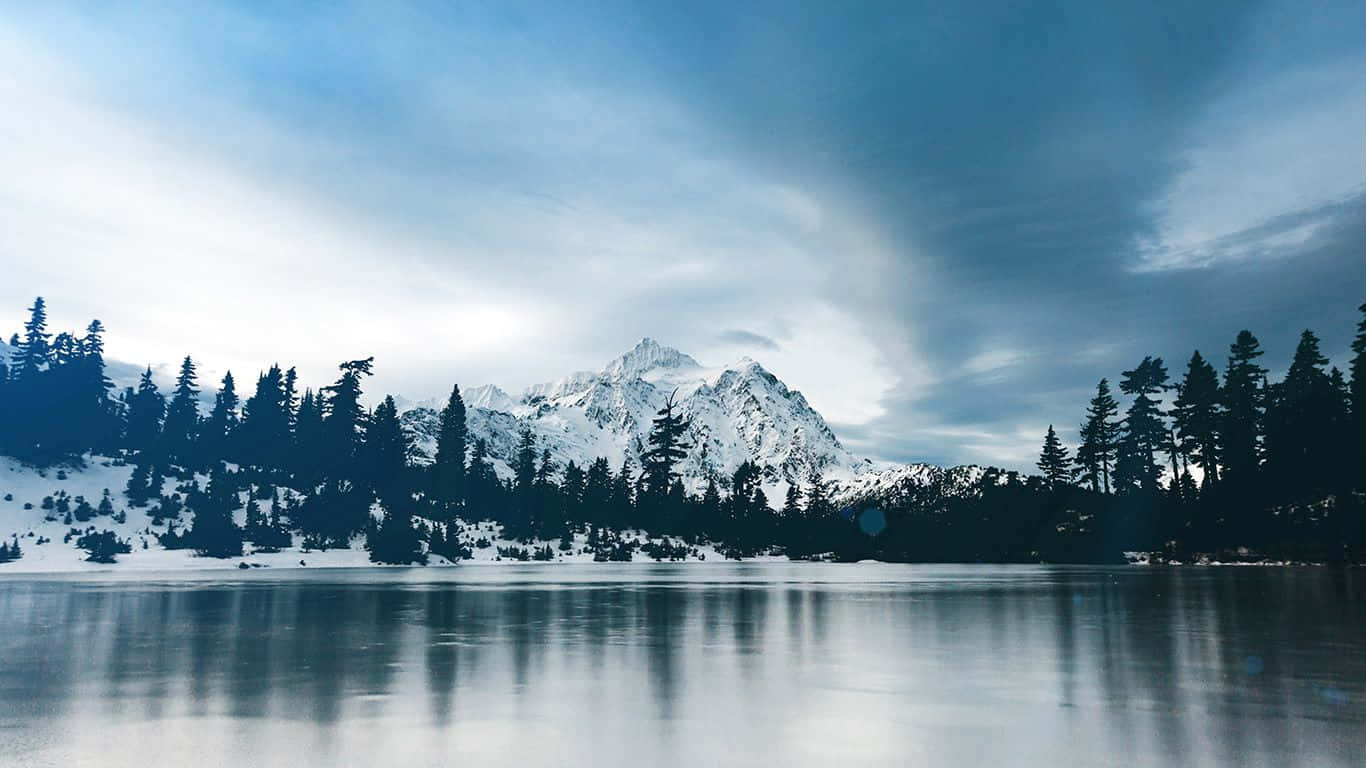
0,455,753,573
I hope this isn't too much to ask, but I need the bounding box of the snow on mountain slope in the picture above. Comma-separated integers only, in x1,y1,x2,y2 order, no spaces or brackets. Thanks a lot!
401,338,877,495
829,463,992,506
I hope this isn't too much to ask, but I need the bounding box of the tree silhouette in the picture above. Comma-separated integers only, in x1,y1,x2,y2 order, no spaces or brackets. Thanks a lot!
1076,379,1120,493
1037,425,1071,488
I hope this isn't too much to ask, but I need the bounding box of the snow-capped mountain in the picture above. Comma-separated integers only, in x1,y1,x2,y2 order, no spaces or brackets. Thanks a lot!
401,338,881,496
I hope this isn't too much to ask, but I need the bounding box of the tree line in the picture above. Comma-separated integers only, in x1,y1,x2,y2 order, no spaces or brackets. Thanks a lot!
2,297,1363,565
0,298,856,564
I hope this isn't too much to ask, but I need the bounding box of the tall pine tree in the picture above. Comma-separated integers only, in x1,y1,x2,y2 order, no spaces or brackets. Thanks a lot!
1172,351,1221,488
124,368,166,455
431,384,468,516
1037,425,1072,488
162,356,200,466
1075,379,1120,493
1221,330,1266,485
1114,356,1169,494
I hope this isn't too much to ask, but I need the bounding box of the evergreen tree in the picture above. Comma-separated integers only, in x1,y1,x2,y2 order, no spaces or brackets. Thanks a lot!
293,389,325,482
1075,379,1120,493
124,367,166,455
14,297,51,377
1326,367,1353,486
1036,425,1071,488
698,476,722,541
184,465,243,558
237,364,290,469
781,483,803,518
1172,351,1221,488
561,460,585,526
320,358,373,474
609,458,635,530
431,384,468,515
161,356,200,465
641,391,691,500
199,372,239,467
1265,330,1335,498
369,505,427,565
364,395,413,503
804,466,831,519
508,428,538,539
726,460,771,554
1350,304,1366,476
582,456,613,528
282,366,299,430
465,438,500,522
534,448,565,538
73,319,117,454
1221,330,1266,484
1114,356,1169,494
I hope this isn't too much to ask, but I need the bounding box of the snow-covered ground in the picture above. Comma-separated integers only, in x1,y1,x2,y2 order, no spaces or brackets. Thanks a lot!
0,455,765,573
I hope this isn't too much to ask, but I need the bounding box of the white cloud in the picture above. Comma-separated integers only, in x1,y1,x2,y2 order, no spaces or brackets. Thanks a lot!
0,17,907,433
1135,61,1366,272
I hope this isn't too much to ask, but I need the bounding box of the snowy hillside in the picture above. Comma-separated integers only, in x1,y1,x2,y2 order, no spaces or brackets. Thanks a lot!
401,339,881,497
0,455,740,571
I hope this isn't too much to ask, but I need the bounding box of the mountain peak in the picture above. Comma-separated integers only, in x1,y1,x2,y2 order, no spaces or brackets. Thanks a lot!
603,338,700,380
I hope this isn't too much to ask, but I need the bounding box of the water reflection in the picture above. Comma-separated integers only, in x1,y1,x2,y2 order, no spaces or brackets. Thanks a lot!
1,565,1363,767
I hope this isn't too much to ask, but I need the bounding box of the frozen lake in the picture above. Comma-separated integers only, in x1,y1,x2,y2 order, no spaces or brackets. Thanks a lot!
1,564,1362,766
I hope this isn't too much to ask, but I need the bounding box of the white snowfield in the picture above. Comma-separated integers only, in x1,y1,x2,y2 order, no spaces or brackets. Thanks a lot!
0,455,776,572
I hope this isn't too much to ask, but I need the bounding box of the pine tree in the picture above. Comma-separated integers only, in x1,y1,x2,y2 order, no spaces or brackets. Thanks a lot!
1265,330,1334,498
508,428,538,539
804,466,831,519
1326,367,1353,487
1221,331,1266,485
368,505,427,565
781,483,803,518
726,460,771,555
162,356,200,465
238,365,289,470
534,448,564,538
15,297,51,377
1114,356,1169,494
465,438,499,522
185,465,243,558
1075,379,1120,493
293,389,325,482
77,319,117,453
125,368,166,455
561,460,585,526
431,384,468,515
698,476,722,541
1036,425,1071,488
1350,304,1366,478
609,458,635,531
1172,351,1221,488
282,366,299,430
199,372,239,467
582,456,613,528
641,391,691,500
364,395,413,503
320,358,373,474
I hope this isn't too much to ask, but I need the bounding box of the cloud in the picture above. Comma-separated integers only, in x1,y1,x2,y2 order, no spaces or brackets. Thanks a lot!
715,329,780,351
4,1,1365,474
0,8,904,429
1135,62,1366,272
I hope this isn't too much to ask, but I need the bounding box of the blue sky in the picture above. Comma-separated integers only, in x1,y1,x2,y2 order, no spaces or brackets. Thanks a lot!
2,1,1364,469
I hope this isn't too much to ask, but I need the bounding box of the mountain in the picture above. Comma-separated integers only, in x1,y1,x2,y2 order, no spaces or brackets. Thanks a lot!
399,338,978,505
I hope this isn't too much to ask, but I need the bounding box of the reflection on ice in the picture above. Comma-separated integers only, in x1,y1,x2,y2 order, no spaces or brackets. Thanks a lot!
0,564,1362,767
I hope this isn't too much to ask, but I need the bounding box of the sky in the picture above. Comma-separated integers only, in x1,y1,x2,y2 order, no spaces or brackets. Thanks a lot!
2,1,1364,470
